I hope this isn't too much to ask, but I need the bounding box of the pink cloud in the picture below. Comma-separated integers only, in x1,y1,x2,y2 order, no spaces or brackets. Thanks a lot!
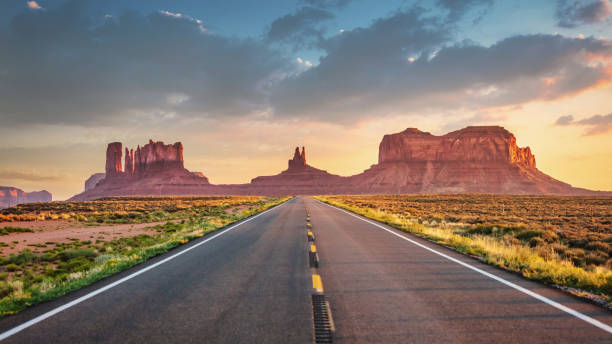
27,1,43,10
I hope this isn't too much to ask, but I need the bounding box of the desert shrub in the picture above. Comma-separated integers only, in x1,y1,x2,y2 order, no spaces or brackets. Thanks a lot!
550,243,568,254
6,250,36,266
585,251,608,266
516,230,544,241
154,222,183,233
60,248,97,261
5,264,19,272
59,257,93,272
529,237,546,247
0,227,33,235
586,241,610,252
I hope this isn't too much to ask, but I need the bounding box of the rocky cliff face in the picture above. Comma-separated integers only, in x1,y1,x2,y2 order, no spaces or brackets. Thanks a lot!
134,140,184,176
378,126,536,167
288,147,307,169
101,140,188,179
105,142,123,176
352,126,578,194
84,173,106,191
0,186,52,209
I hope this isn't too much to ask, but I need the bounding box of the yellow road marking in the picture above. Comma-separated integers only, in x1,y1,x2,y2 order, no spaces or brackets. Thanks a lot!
312,274,324,292
310,244,317,253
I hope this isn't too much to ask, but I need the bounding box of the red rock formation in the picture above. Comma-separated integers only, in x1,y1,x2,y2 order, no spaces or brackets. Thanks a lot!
0,186,52,209
70,128,609,200
378,127,536,167
251,146,344,193
288,146,307,169
134,140,184,176
351,126,577,194
105,142,123,176
70,139,210,201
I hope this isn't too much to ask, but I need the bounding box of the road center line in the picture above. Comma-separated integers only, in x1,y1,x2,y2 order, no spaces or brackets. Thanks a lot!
315,199,612,335
0,200,290,341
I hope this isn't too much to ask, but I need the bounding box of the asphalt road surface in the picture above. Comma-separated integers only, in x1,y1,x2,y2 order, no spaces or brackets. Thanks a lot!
0,196,611,343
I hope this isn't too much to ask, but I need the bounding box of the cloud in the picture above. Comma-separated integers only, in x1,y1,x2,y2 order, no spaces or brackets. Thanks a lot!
266,6,334,47
0,169,67,182
555,114,574,125
271,6,612,122
436,0,494,22
0,0,290,126
26,1,43,10
555,113,612,135
556,0,612,28
300,0,354,9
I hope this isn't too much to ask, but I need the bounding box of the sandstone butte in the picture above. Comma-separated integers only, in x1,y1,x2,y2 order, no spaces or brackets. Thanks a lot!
69,126,609,201
0,186,52,209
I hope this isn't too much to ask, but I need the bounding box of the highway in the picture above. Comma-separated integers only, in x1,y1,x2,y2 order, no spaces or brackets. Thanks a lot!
0,196,611,343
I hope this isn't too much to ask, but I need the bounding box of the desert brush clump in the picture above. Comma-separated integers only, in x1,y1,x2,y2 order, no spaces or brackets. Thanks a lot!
0,196,274,224
314,195,612,305
0,196,289,316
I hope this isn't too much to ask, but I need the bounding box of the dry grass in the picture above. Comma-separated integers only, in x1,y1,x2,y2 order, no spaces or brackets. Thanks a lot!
315,195,612,305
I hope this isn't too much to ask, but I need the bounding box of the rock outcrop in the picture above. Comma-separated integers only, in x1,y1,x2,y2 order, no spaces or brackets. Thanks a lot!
84,173,106,191
349,126,585,194
70,127,609,200
105,142,123,176
0,186,52,209
249,147,345,194
70,140,210,201
125,148,134,177
378,127,536,167
134,140,184,176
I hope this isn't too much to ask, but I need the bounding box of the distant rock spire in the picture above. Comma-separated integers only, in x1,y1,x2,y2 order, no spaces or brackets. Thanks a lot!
288,146,307,169
124,148,134,176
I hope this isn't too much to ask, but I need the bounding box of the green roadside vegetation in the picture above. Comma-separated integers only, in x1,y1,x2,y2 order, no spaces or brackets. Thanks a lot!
0,196,289,316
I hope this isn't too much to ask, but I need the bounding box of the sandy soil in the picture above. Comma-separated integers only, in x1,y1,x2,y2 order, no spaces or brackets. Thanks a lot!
0,220,176,256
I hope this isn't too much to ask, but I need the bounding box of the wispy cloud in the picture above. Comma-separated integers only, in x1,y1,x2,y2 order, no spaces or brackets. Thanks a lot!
26,1,43,10
555,113,612,135
0,169,68,182
556,0,612,28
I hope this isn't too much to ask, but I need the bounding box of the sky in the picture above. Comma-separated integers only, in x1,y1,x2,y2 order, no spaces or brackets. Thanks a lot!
0,0,612,200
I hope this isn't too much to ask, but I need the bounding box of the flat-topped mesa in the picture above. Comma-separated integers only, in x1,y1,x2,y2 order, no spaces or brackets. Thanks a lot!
133,140,185,176
288,146,307,169
105,142,123,176
378,126,536,168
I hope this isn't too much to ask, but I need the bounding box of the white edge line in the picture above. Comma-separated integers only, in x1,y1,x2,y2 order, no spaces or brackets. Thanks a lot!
315,199,612,335
0,199,290,341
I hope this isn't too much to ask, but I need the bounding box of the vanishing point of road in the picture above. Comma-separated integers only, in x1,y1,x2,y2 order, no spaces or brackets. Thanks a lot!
0,196,610,343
